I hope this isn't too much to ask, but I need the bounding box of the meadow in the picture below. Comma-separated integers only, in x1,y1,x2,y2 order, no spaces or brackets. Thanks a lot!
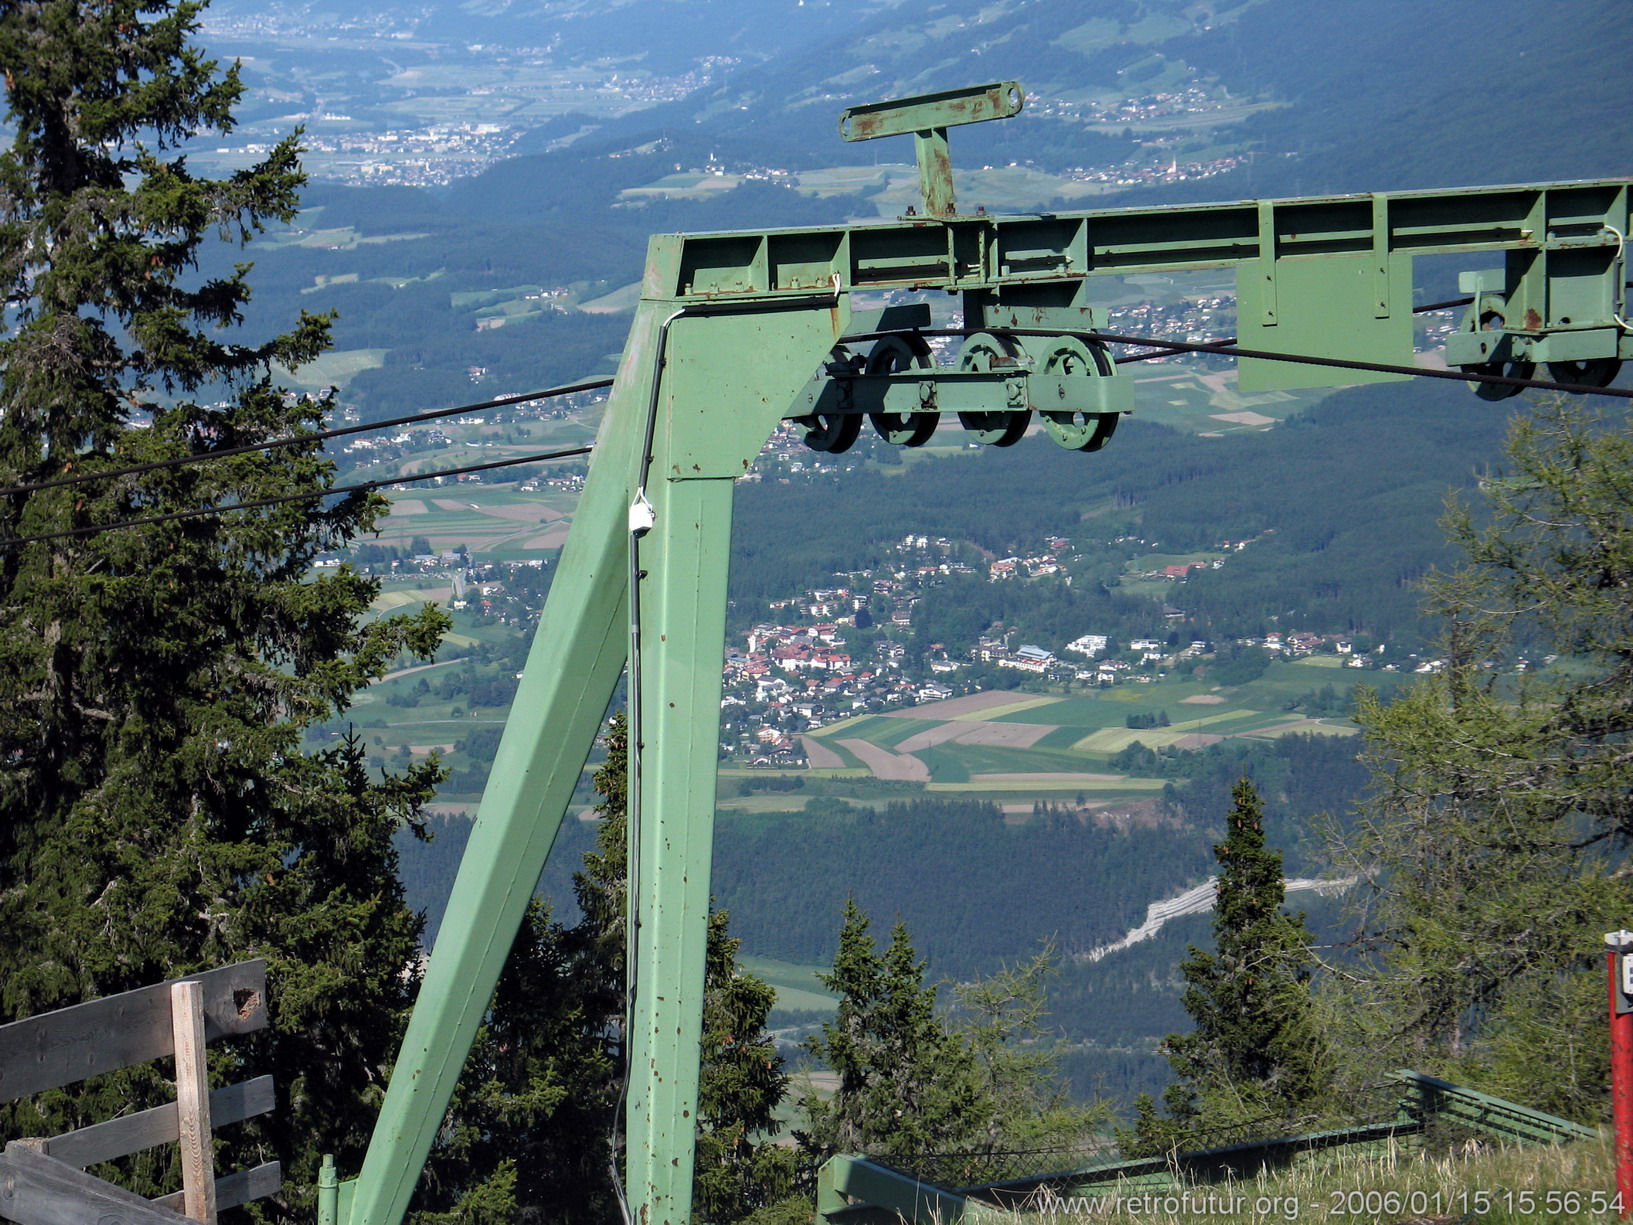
771,661,1391,815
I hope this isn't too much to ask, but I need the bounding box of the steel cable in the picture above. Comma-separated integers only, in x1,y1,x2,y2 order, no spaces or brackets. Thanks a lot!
0,444,593,550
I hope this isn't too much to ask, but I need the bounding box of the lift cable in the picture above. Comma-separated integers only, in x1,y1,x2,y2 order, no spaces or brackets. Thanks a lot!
1088,330,1633,400
6,295,1626,518
893,321,1631,399
0,376,614,501
0,444,594,551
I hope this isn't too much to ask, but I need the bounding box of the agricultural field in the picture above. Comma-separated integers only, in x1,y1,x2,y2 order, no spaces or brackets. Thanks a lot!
773,661,1397,814
1131,367,1328,434
362,485,578,556
737,955,837,1017
275,347,388,392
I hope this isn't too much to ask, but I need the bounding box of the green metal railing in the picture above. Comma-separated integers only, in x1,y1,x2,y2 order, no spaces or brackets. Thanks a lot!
817,1071,1600,1225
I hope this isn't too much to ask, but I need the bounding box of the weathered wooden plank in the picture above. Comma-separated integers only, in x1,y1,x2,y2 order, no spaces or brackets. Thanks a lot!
0,961,266,1104
0,1141,186,1225
169,982,215,1224
151,1163,281,1215
42,1076,275,1169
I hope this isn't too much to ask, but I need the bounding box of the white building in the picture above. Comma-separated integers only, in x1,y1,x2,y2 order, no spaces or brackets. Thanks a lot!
1065,633,1109,658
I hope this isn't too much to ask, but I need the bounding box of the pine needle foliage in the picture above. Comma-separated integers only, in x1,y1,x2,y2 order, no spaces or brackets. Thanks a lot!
1335,398,1633,1121
1122,779,1329,1155
415,714,795,1224
0,3,446,1217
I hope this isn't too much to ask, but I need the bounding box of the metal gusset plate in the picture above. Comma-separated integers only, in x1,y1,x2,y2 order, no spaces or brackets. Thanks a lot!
865,334,939,446
956,332,1030,446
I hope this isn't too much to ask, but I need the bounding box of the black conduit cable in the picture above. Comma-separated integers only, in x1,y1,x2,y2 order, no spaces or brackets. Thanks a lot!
0,376,614,500
0,445,593,550
10,285,1620,500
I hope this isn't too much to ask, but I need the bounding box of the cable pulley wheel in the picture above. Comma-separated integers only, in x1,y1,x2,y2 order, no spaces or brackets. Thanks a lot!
1456,295,1535,401
796,345,864,453
1023,335,1122,452
1546,357,1623,387
865,333,939,447
956,332,1031,446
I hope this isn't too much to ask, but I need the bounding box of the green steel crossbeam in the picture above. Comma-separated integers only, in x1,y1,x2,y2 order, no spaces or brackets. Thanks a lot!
338,80,1631,1225
648,176,1630,393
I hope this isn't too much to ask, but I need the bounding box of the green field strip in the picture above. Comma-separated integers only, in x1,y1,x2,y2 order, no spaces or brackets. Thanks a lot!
1072,726,1205,753
379,509,501,533
1167,707,1259,729
802,767,872,780
740,955,837,1013
915,744,970,784
1178,709,1280,734
371,719,497,738
1251,720,1361,738
924,777,1167,794
1293,655,1347,668
807,712,879,737
928,742,1107,776
808,738,866,770
371,588,451,612
951,695,1062,721
1034,724,1093,750
864,717,942,748
1223,710,1320,733
716,794,826,813
275,347,387,389
999,695,1163,728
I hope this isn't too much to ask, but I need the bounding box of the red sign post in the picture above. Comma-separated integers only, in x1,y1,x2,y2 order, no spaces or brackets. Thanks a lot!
1607,931,1633,1219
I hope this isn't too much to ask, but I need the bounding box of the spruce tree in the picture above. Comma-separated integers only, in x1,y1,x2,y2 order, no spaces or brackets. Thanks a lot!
1122,779,1327,1154
0,2,446,1215
799,901,984,1161
949,942,1105,1154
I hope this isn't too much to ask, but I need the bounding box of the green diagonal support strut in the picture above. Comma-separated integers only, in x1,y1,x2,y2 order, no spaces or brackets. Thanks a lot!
343,306,670,1225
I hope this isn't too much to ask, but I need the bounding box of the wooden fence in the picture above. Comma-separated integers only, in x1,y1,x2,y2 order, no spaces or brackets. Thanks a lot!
0,960,279,1225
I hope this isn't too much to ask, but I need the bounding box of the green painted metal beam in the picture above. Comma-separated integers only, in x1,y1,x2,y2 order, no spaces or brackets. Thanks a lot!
813,1070,1599,1224
648,179,1630,389
624,301,852,1223
343,168,1628,1225
817,1155,975,1225
652,180,1631,298
1394,1070,1600,1146
838,82,1024,219
342,306,673,1225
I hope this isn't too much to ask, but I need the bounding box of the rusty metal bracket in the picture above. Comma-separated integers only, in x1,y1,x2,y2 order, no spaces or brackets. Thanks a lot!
839,81,1024,219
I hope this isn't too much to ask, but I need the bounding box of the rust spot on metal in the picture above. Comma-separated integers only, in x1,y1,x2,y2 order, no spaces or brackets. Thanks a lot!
233,988,261,1020
1523,309,1543,331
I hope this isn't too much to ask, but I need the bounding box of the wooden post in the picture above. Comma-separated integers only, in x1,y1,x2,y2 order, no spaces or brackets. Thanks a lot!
170,981,216,1225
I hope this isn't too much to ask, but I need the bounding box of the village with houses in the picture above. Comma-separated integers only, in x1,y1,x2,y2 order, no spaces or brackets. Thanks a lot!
716,525,1389,768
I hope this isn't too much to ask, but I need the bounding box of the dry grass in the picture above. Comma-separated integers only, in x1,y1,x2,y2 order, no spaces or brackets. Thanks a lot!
988,1134,1616,1224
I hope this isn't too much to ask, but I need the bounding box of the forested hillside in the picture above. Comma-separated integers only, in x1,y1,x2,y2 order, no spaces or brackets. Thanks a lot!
733,378,1515,655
